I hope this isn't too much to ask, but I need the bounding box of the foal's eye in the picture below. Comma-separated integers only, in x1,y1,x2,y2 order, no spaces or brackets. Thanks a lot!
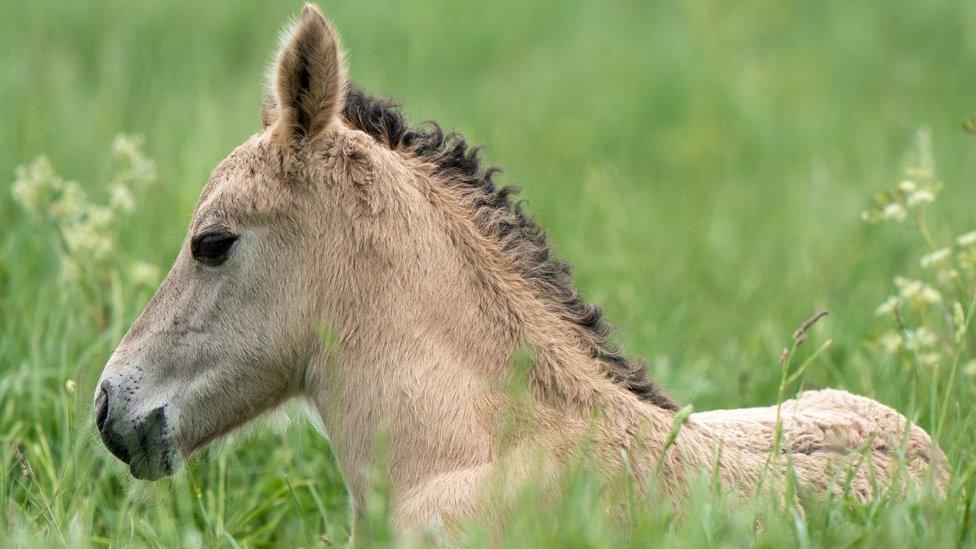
191,231,238,266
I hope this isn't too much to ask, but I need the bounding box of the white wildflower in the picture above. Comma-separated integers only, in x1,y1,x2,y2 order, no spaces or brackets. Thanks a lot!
956,231,976,247
130,261,161,288
915,327,938,347
12,138,156,288
894,277,923,299
906,189,935,207
954,302,967,342
920,247,951,269
904,327,937,351
109,183,136,213
919,285,942,304
63,206,114,260
112,134,156,190
11,156,63,219
878,331,902,355
898,179,917,193
882,203,907,221
918,352,941,368
112,134,139,157
958,250,976,272
938,269,959,287
893,277,940,305
875,296,900,316
50,181,87,222
64,379,77,394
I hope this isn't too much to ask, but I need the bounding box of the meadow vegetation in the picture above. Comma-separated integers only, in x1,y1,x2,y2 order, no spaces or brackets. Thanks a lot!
2,0,976,546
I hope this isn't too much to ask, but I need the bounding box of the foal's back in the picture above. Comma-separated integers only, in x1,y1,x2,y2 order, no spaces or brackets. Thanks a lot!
690,389,947,497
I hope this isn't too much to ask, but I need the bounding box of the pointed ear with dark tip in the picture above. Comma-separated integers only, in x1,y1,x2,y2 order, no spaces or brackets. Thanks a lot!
270,4,346,150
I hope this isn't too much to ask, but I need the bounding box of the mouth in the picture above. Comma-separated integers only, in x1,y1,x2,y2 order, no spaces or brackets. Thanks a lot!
96,394,176,480
128,406,175,480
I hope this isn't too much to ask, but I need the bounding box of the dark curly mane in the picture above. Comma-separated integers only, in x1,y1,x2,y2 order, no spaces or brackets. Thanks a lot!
341,85,677,411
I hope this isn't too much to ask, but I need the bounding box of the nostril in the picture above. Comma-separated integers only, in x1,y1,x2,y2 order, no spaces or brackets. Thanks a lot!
95,381,109,432
94,381,132,465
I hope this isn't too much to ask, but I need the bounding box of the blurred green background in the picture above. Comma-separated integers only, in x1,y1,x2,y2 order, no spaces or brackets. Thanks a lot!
2,0,975,545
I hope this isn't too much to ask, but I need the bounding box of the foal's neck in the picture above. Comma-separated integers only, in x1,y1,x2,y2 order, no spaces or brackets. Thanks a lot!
307,272,682,512
305,226,521,507
305,169,682,514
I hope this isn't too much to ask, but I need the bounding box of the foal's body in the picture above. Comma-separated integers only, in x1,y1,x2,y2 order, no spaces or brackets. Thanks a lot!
95,4,945,539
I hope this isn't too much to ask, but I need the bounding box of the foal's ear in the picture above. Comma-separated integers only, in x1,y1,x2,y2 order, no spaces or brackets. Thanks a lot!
270,4,346,149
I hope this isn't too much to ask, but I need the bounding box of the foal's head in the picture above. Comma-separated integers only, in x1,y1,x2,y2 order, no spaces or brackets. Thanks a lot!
95,5,394,478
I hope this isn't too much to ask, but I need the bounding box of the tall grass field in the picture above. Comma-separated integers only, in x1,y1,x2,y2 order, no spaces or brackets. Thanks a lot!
3,0,976,546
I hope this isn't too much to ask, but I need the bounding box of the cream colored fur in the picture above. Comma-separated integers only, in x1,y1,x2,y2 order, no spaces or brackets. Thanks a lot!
97,3,948,541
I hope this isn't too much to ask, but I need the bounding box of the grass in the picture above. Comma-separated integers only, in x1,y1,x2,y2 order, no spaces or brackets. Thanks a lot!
2,0,976,545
